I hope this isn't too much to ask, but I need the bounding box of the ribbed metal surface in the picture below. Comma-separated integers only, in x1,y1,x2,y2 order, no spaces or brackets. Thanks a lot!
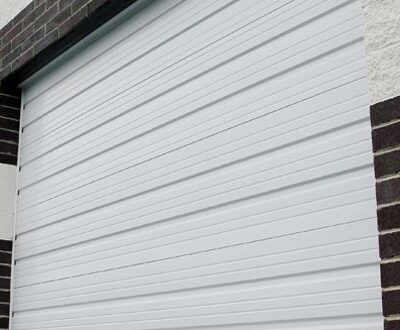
12,0,383,329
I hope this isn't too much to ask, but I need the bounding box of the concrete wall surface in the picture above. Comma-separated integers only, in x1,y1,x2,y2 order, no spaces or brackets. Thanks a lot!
0,163,15,240
363,0,400,104
0,0,32,29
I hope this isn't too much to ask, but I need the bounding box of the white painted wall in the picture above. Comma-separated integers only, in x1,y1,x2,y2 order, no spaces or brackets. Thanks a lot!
0,0,32,29
363,0,400,104
0,164,16,240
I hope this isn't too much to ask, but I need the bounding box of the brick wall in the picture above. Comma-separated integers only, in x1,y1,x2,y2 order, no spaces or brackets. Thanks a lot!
0,85,21,166
0,0,137,84
0,239,12,330
363,0,400,105
0,0,88,80
371,95,400,329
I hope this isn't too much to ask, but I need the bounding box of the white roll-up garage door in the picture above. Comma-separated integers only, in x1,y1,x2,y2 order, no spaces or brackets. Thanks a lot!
12,0,383,329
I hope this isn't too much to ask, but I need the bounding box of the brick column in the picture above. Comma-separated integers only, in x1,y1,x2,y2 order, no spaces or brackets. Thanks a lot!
0,85,20,165
370,96,400,329
0,240,12,329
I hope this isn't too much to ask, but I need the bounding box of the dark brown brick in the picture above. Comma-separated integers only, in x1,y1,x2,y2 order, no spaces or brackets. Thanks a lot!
1,0,137,85
371,96,400,127
46,6,72,33
2,45,22,68
0,43,11,59
11,23,34,49
0,252,11,266
34,29,58,55
383,290,400,316
380,232,400,259
373,122,400,153
0,292,10,305
34,3,58,31
21,26,45,52
12,2,35,27
12,48,34,71
0,94,20,109
0,278,10,291
376,178,400,205
2,21,22,45
0,85,20,97
0,117,19,131
0,141,18,156
0,316,9,329
0,265,10,278
0,153,17,165
0,304,9,317
59,6,88,37
72,0,90,13
0,106,20,120
0,21,14,41
34,0,45,8
0,129,18,144
375,149,400,178
381,261,400,287
378,204,400,231
0,240,12,252
45,0,56,9
23,2,46,29
59,0,72,11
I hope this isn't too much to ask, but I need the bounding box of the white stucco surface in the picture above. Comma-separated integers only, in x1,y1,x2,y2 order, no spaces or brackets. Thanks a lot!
363,0,400,104
0,0,32,29
0,163,15,240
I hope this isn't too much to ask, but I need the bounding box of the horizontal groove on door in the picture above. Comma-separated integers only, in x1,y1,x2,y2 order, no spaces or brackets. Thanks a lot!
13,0,382,329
